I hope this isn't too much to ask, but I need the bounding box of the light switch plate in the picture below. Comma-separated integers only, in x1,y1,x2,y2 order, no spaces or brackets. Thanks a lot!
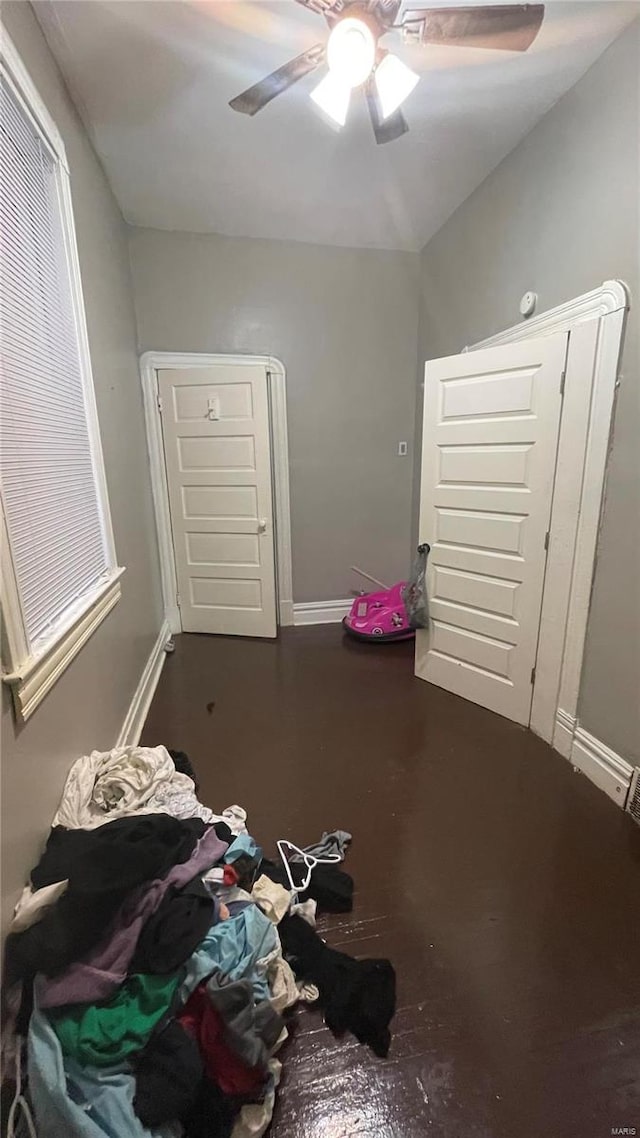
398,441,408,456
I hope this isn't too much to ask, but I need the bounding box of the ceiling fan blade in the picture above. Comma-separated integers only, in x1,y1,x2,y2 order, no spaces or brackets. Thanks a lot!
402,5,544,51
294,0,400,30
366,83,409,144
229,45,325,115
293,0,346,18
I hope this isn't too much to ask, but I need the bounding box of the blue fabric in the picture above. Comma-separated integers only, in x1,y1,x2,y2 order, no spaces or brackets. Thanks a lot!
181,904,277,1004
28,998,180,1138
28,899,276,1137
223,833,262,865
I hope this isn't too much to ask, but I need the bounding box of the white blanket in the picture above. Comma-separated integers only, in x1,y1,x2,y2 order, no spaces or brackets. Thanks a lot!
52,745,247,833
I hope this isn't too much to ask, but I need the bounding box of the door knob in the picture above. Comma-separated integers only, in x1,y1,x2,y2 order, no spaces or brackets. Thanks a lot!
257,518,267,534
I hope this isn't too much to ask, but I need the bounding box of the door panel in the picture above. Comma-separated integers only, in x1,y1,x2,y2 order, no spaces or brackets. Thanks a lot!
186,533,260,566
182,485,258,522
174,382,253,421
434,508,526,556
159,365,277,637
190,577,263,608
430,620,514,677
439,442,532,486
441,368,535,419
416,333,568,724
178,435,256,472
432,565,519,618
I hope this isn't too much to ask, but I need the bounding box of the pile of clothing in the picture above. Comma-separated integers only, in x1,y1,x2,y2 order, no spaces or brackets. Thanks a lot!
4,745,396,1138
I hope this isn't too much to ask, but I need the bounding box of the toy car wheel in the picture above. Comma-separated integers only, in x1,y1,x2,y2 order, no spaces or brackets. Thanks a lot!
372,627,384,636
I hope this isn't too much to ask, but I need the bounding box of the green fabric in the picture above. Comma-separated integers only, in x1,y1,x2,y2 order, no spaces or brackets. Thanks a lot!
51,972,180,1067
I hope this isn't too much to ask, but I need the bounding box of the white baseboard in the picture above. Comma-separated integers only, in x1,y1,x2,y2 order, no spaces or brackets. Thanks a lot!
116,620,170,747
293,599,352,626
555,709,634,807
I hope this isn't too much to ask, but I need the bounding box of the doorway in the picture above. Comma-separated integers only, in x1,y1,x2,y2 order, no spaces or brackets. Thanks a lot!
416,331,568,726
416,281,628,759
140,352,293,637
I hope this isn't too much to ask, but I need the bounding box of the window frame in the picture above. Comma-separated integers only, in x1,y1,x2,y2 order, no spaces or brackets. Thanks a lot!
1,30,124,723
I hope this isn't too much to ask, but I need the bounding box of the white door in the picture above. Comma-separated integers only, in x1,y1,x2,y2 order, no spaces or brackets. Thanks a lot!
158,364,277,638
416,332,568,724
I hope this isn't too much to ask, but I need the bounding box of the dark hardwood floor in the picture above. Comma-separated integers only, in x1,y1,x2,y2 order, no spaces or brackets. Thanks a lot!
142,627,640,1138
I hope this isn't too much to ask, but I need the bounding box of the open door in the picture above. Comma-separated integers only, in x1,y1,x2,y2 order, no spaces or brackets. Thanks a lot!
416,332,568,725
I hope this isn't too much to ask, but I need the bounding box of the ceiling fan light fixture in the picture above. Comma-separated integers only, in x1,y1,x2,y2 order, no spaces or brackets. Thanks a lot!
374,52,419,120
310,70,351,126
327,16,376,89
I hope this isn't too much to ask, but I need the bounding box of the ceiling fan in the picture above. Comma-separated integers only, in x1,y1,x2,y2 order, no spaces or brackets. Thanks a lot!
229,2,545,143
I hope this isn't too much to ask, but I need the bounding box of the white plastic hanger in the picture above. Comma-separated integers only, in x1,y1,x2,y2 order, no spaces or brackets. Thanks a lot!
276,839,341,894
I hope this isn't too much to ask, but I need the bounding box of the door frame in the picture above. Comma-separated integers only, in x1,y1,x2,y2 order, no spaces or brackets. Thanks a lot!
464,280,629,761
139,351,293,634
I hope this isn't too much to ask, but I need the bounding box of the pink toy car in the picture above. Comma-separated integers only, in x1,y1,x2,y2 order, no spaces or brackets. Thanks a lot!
343,581,414,642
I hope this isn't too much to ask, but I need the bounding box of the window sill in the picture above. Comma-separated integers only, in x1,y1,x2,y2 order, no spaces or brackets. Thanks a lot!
3,569,125,723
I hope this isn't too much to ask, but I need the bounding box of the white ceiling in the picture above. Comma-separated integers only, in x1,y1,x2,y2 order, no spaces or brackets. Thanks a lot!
34,0,638,251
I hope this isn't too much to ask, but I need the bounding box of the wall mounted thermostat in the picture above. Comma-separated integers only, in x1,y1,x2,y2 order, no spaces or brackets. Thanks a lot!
520,291,537,318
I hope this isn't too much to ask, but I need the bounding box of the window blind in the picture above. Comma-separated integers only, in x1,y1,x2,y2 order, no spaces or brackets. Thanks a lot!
0,75,109,649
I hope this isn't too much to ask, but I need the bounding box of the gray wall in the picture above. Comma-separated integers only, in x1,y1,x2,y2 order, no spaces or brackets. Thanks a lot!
1,3,164,931
1,7,636,941
128,228,420,602
415,22,640,763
